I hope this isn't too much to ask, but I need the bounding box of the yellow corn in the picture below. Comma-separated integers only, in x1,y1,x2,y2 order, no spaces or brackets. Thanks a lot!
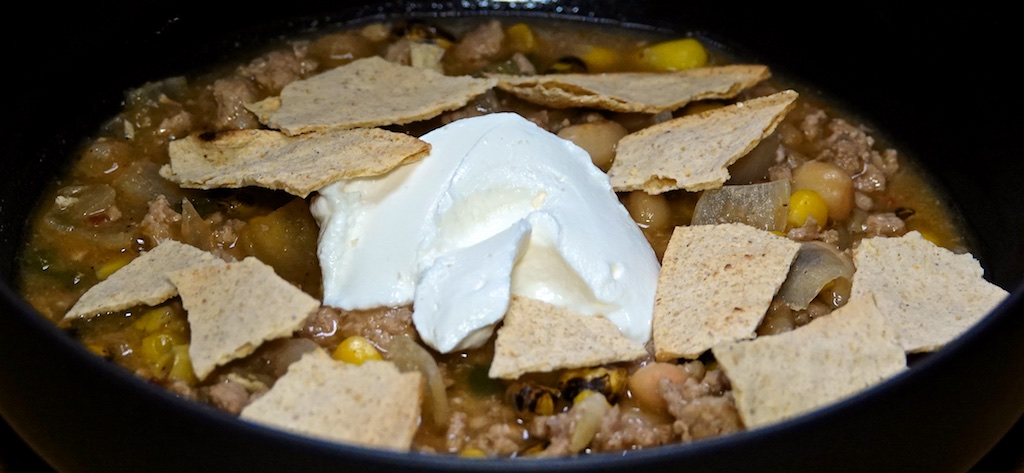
168,345,196,383
332,335,383,365
640,38,708,71
460,448,487,458
506,23,536,53
133,306,175,333
787,189,829,228
580,46,619,72
95,255,132,280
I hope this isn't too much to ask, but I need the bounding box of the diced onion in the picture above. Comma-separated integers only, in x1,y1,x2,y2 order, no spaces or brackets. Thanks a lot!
568,391,611,452
388,335,450,429
777,241,855,310
691,179,791,232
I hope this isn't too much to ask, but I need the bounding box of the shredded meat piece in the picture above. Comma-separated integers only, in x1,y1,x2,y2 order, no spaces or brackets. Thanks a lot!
787,219,840,246
237,45,317,94
472,423,529,457
206,379,253,415
445,19,505,73
529,413,576,457
864,212,907,237
139,194,182,246
336,306,416,350
211,76,261,130
591,405,674,452
445,411,469,452
157,110,193,140
661,368,743,443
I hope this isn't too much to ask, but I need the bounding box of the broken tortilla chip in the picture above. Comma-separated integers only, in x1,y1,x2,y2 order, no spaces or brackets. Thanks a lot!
168,256,320,380
160,127,429,198
850,231,1008,353
240,349,423,451
489,64,770,113
652,223,800,361
712,293,907,429
489,296,648,379
246,56,498,135
63,240,223,322
608,90,798,194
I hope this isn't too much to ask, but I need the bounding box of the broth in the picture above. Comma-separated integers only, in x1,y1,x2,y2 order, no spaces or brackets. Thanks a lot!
14,15,975,457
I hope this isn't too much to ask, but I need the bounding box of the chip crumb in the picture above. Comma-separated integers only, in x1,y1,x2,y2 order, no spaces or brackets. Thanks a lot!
240,348,423,451
247,56,498,135
489,295,649,379
168,256,321,380
713,292,907,429
652,222,801,361
850,231,1008,353
489,64,770,113
160,127,429,198
63,240,224,323
608,90,798,194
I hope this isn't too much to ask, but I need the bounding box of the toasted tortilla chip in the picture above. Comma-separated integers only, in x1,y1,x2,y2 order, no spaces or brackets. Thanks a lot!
712,293,907,429
608,90,798,194
489,64,770,113
489,296,649,379
850,231,1008,353
247,56,498,135
168,257,320,380
160,128,429,198
240,349,422,451
653,223,800,361
63,240,223,322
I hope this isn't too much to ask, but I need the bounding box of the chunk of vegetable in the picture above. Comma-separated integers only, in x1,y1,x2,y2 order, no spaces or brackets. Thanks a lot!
792,161,854,221
332,335,383,365
627,362,690,414
692,179,791,232
787,189,829,228
640,38,708,71
388,335,450,428
777,241,855,311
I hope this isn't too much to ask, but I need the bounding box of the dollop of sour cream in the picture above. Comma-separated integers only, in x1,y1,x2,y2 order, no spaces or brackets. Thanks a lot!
311,113,660,353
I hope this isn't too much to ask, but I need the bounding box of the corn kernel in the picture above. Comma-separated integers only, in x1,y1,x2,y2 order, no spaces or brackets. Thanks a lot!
168,345,197,383
332,335,383,365
573,389,595,405
460,448,487,458
787,189,829,228
133,306,175,333
534,393,555,416
640,38,708,71
506,23,536,53
580,46,619,72
95,255,132,280
141,333,175,362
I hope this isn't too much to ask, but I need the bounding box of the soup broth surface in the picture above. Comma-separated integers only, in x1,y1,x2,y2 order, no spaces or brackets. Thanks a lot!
15,14,973,457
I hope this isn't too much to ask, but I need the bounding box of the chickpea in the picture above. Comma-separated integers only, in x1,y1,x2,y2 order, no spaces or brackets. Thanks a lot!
792,161,854,221
627,362,690,414
557,120,628,171
623,191,673,233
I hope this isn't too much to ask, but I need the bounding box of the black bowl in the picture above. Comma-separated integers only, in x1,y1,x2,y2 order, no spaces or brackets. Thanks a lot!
2,2,1021,472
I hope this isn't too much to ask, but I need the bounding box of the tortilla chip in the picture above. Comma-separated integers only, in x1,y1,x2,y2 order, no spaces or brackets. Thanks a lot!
160,128,429,198
608,90,798,194
712,293,907,429
850,231,1008,353
63,240,224,322
489,296,649,379
247,56,498,135
168,256,320,380
652,223,800,361
240,349,423,451
489,64,770,113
